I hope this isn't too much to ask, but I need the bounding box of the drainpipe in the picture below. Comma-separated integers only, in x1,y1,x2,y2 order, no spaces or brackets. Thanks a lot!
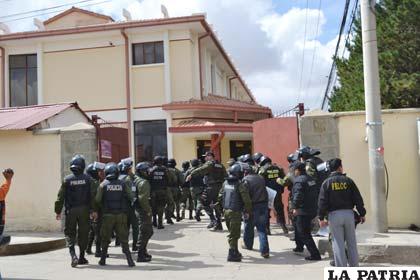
0,46,4,108
198,33,209,99
121,29,134,160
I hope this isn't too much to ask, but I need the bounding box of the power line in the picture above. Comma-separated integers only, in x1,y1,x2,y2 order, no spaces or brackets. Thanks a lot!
321,0,351,110
302,0,322,104
297,0,310,103
0,0,99,20
4,0,113,23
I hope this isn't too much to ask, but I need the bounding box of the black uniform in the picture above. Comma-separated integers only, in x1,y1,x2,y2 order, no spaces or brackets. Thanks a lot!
318,172,366,220
149,165,169,228
291,174,321,258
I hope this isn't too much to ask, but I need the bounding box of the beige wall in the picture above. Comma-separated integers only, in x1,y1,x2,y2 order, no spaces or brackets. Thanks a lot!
0,131,62,231
132,65,165,107
43,46,126,111
170,40,194,102
45,12,110,30
337,111,420,228
0,54,3,107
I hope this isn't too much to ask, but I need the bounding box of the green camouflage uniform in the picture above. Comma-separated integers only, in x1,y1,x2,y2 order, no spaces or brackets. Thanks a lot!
94,178,134,256
190,160,227,223
218,180,252,250
120,173,139,250
54,174,96,255
87,178,101,254
165,168,179,221
133,175,153,254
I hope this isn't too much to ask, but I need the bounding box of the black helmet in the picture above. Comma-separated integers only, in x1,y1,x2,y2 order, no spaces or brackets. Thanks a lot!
135,162,150,177
86,162,105,180
190,158,200,167
182,161,190,170
118,157,133,174
104,162,119,180
162,157,168,167
70,155,85,173
153,156,163,166
298,146,312,160
237,155,245,162
242,154,254,165
228,163,244,180
168,158,177,168
259,156,272,166
252,152,263,164
287,152,299,163
241,162,253,175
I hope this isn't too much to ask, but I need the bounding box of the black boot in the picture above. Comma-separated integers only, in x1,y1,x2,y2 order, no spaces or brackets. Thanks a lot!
152,215,157,228
144,250,152,260
181,209,185,220
86,241,93,255
227,249,241,262
115,237,121,247
176,211,181,222
213,220,223,231
78,251,89,265
123,247,136,267
207,220,215,229
69,247,78,268
94,246,101,258
98,247,107,266
137,250,152,262
189,210,194,220
281,224,289,235
195,210,202,222
132,244,139,252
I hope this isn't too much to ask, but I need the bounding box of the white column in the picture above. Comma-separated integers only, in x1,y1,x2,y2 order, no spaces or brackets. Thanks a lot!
163,30,173,158
127,34,136,162
4,48,9,107
37,43,43,105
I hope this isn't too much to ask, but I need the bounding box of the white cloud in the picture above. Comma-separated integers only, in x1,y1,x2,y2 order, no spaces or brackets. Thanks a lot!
1,0,339,112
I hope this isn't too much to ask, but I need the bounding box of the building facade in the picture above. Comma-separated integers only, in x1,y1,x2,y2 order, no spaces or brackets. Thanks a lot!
0,7,271,165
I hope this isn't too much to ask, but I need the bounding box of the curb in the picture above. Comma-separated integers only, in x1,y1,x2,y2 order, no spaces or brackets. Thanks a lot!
318,239,420,265
0,238,66,256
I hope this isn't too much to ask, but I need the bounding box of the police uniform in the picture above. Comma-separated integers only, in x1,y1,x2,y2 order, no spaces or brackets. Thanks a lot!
218,176,252,262
55,172,95,266
133,174,154,262
165,167,183,222
180,168,194,220
119,173,139,251
86,176,101,256
190,160,227,229
258,163,288,233
149,165,169,229
95,176,135,266
188,166,206,220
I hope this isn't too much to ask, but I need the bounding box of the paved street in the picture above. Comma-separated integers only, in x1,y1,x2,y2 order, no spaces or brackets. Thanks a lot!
0,218,334,280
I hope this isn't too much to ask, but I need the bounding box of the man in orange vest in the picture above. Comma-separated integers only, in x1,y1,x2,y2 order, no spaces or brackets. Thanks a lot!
0,168,14,245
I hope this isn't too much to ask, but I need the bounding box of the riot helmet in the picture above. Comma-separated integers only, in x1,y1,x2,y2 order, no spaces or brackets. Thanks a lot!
70,155,85,174
104,162,119,180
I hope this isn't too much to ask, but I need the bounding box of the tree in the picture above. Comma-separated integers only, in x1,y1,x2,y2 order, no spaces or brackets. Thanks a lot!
329,0,420,112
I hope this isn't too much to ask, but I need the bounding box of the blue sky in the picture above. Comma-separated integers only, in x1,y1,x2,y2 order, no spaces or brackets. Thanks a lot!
0,0,352,112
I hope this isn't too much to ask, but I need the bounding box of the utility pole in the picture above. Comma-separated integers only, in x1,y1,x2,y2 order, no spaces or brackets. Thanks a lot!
360,0,388,233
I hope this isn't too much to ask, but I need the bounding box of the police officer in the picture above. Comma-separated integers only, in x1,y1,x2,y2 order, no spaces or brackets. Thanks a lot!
163,157,177,225
55,155,95,268
318,158,366,267
298,146,325,181
242,154,258,173
134,162,154,263
258,156,288,234
118,158,139,252
290,161,321,261
94,163,135,267
241,164,270,258
85,162,105,257
180,161,194,220
217,164,252,262
167,158,184,222
150,156,169,229
187,151,227,231
226,158,236,167
188,158,205,221
252,152,264,173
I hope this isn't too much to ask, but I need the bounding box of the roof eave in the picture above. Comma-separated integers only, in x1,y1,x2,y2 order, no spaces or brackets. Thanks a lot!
162,103,271,115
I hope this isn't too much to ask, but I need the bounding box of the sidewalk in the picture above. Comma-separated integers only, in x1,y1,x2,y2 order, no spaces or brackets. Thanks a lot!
318,229,420,265
0,231,65,256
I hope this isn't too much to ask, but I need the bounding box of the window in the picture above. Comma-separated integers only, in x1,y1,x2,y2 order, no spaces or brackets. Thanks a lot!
196,140,211,163
230,140,252,160
9,54,37,107
132,41,164,65
210,64,216,94
134,120,167,162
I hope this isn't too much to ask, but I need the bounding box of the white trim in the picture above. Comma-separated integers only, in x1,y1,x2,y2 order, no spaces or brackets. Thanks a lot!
131,63,164,69
4,48,9,107
37,43,43,105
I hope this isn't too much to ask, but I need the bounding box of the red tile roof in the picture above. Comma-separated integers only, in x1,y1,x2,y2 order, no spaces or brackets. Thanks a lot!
163,94,272,115
0,102,88,130
169,119,253,133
